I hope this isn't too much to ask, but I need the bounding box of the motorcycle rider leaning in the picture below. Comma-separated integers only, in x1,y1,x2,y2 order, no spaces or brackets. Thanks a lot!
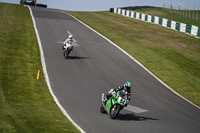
62,35,74,51
105,81,131,103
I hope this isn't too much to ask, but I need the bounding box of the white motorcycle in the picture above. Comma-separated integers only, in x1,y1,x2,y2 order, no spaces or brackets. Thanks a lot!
62,43,73,59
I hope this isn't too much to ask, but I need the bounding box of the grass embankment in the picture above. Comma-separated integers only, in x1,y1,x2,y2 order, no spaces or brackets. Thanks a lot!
0,3,79,133
136,8,200,27
67,11,200,107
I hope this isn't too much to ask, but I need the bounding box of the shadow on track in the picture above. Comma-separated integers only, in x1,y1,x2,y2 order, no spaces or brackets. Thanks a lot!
116,113,159,121
67,56,89,60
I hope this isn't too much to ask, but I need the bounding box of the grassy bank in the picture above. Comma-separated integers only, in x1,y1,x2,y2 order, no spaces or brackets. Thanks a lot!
135,8,200,27
67,11,200,107
0,3,79,132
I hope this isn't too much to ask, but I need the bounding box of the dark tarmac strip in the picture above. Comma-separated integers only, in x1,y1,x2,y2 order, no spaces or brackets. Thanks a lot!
30,7,200,133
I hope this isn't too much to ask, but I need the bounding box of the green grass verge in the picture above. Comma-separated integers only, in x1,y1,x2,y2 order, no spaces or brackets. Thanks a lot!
0,3,79,133
135,8,200,27
67,11,200,107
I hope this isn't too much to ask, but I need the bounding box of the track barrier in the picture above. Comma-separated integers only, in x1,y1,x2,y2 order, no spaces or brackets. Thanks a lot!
113,8,200,38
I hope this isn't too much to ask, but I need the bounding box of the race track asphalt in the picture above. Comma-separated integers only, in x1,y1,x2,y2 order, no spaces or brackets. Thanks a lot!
31,7,200,133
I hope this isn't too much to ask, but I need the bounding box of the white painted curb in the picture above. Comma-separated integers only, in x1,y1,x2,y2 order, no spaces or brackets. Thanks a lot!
28,6,86,133
65,12,200,110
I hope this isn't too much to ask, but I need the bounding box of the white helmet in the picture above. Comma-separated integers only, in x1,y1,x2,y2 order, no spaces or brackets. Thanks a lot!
68,35,73,39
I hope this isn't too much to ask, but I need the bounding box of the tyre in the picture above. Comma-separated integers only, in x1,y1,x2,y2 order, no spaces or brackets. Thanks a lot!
65,54,68,59
100,103,106,114
67,51,70,58
64,51,69,59
110,105,121,119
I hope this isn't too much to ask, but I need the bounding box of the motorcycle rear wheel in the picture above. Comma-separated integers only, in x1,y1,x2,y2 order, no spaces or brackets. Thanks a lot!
110,105,121,119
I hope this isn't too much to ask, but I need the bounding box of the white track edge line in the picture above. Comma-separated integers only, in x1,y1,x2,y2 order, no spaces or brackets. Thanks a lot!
65,12,200,110
28,6,86,133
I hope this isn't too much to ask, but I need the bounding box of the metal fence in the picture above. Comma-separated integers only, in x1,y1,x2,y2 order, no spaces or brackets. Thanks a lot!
163,4,200,21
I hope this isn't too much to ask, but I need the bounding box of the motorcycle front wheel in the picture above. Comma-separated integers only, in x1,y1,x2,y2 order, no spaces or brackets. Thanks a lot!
110,105,121,119
100,103,106,114
64,50,70,59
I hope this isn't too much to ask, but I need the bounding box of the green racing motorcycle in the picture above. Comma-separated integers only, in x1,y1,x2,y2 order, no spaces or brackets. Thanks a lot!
100,90,128,119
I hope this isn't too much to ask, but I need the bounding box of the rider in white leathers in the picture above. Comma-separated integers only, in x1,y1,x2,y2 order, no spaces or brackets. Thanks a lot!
63,35,74,51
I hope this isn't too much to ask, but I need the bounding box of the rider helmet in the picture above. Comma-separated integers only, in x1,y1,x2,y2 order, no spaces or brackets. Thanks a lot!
124,81,131,92
68,35,73,39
